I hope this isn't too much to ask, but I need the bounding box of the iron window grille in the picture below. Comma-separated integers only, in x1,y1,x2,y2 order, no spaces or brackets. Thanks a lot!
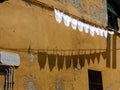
88,69,103,90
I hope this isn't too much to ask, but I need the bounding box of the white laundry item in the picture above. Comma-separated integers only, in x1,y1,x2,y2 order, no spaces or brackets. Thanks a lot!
84,24,89,33
99,29,104,36
95,27,100,35
54,9,63,23
89,26,95,37
108,31,114,35
63,14,72,27
103,30,108,38
78,21,84,32
71,18,78,30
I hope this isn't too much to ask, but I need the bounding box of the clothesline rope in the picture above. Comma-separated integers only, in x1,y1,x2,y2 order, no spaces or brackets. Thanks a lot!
0,46,106,52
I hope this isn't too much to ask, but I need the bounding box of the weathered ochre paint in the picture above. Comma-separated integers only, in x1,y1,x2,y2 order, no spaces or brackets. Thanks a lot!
0,0,120,90
44,0,107,26
0,71,5,90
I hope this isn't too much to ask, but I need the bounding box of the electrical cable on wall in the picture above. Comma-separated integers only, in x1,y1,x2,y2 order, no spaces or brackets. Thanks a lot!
0,46,107,54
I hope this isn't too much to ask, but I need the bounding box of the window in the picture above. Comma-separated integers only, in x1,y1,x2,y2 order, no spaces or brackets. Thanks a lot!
88,70,103,90
0,0,6,3
107,1,119,31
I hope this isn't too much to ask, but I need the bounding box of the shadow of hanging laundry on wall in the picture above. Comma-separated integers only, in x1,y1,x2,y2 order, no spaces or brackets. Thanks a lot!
90,52,96,64
57,55,64,71
79,54,85,68
37,49,107,71
72,55,78,64
106,34,111,68
38,52,47,70
65,55,72,69
85,54,91,65
101,52,107,60
48,54,56,71
55,79,65,90
78,51,104,68
96,52,101,64
72,55,78,69
112,35,117,69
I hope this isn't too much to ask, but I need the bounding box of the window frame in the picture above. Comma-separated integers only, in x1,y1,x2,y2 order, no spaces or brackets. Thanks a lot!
107,1,119,31
88,69,103,90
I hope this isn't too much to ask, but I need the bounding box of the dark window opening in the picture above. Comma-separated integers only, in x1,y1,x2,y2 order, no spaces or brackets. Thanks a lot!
107,1,119,31
0,0,6,3
88,70,103,90
108,10,119,30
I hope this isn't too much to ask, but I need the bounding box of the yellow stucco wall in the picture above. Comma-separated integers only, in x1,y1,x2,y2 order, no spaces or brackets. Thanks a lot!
0,0,120,90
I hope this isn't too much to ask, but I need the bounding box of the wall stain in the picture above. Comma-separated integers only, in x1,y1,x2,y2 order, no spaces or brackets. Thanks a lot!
23,75,42,90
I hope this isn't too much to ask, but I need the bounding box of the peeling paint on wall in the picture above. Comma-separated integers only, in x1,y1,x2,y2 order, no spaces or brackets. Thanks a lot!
70,0,88,14
106,84,112,90
56,80,64,90
28,82,35,90
23,75,42,90
99,0,107,23
60,0,66,4
56,0,107,24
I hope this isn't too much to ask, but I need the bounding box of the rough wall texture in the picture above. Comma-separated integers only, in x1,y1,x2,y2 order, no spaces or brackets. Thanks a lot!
0,0,120,90
53,0,107,26
71,0,107,22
